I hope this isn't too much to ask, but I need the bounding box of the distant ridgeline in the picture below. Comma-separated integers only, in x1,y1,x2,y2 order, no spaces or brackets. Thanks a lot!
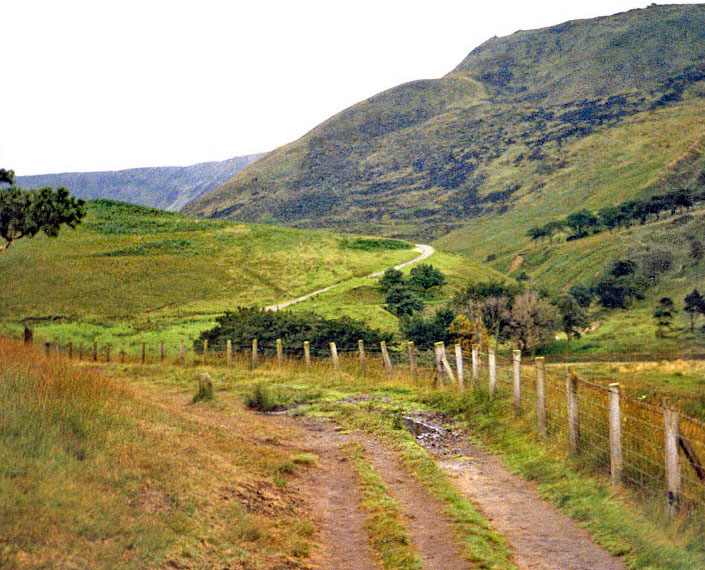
184,4,705,241
17,153,264,212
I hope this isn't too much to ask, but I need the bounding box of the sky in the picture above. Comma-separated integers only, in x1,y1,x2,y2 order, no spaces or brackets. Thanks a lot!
5,0,702,175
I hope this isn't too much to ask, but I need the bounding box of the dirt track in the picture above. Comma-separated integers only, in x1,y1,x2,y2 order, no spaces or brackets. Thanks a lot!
274,413,628,570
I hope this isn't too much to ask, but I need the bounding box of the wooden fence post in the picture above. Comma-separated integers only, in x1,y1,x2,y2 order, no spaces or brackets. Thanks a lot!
203,339,208,365
105,343,111,363
435,341,456,385
566,369,580,456
380,340,393,379
408,341,418,380
159,340,165,363
93,340,98,362
488,346,497,397
608,383,623,487
471,344,479,386
141,342,146,365
78,342,84,361
119,348,125,364
664,406,681,516
358,339,365,373
44,342,51,358
455,344,464,388
24,326,33,345
512,350,522,414
330,342,339,371
67,341,73,360
276,338,284,366
226,339,232,368
434,342,444,387
252,339,258,367
536,357,546,437
304,341,311,368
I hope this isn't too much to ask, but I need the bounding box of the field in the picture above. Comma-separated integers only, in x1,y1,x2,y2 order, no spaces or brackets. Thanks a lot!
0,200,471,352
3,338,705,569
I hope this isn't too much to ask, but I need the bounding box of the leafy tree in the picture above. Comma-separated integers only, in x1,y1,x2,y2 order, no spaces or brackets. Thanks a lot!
594,274,645,309
689,238,705,264
0,182,85,251
565,210,600,238
384,284,424,317
636,248,673,285
653,297,676,338
378,268,404,293
0,169,15,185
557,294,588,340
455,280,522,304
408,263,446,297
505,291,558,352
543,220,565,243
400,307,456,350
526,225,549,245
609,259,638,278
598,206,626,232
684,289,705,332
568,284,593,308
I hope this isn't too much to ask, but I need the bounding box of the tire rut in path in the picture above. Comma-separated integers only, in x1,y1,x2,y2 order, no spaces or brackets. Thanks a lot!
290,418,383,570
416,420,629,570
276,416,472,570
355,433,473,570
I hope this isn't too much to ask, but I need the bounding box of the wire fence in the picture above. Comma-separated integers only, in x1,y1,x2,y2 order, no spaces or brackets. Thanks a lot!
35,335,705,517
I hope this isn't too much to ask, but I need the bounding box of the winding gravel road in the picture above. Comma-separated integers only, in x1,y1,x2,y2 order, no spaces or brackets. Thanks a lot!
265,243,435,311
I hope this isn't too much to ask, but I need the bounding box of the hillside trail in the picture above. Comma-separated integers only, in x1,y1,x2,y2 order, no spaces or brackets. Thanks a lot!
264,243,434,311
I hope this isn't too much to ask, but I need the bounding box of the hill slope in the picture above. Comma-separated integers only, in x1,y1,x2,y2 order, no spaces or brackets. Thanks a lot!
0,200,487,349
185,4,705,242
17,153,264,212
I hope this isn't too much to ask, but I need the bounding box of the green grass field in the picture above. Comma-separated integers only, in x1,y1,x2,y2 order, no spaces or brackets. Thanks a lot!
0,200,493,353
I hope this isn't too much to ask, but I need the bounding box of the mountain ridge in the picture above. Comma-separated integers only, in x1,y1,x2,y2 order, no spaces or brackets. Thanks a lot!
17,153,265,212
184,3,705,245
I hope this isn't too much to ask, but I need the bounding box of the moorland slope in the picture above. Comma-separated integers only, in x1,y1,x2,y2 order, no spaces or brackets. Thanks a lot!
185,4,705,246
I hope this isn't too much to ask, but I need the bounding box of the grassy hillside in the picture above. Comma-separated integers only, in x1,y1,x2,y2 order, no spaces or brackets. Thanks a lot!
185,4,705,242
0,200,489,351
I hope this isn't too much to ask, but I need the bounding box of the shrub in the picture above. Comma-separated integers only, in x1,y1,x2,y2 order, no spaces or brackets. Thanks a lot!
196,307,391,356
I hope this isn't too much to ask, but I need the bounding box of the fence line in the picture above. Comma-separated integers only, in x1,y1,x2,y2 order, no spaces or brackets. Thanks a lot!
35,335,705,517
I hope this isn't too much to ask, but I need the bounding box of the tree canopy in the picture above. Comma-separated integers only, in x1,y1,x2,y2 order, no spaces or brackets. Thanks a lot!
0,173,85,251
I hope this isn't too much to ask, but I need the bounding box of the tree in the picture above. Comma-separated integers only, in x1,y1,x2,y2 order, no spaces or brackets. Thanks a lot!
378,268,404,293
400,307,456,350
526,225,549,245
653,297,676,338
598,206,626,232
505,291,558,352
568,284,593,308
684,289,705,332
0,182,85,251
408,264,446,297
384,284,424,317
565,210,600,238
0,169,15,185
557,294,588,340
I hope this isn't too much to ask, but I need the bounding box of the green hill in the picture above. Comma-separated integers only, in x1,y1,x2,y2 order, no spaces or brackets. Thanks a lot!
0,200,486,350
185,4,705,244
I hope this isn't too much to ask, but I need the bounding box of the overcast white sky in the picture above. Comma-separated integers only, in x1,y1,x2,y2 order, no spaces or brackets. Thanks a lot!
5,1,701,175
